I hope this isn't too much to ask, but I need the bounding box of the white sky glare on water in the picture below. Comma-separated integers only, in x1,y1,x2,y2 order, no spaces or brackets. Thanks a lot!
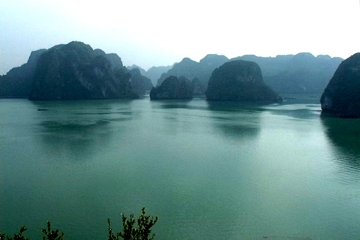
0,0,359,75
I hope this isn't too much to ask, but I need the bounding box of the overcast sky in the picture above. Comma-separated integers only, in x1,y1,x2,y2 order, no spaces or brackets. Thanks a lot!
0,0,359,75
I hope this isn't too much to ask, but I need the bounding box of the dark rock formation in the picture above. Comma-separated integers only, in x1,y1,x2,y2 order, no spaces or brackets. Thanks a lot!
0,49,46,97
127,65,172,87
196,54,229,95
128,65,147,75
129,68,153,96
29,41,138,100
94,49,123,70
206,60,281,102
321,53,360,117
150,76,193,100
156,54,229,95
157,58,198,86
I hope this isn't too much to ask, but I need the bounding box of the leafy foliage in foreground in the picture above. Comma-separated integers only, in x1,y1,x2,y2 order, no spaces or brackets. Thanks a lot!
108,207,158,240
0,222,63,240
41,221,64,240
0,208,157,240
0,226,28,240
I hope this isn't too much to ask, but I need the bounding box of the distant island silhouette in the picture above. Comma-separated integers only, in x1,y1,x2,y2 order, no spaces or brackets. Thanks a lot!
1,41,359,117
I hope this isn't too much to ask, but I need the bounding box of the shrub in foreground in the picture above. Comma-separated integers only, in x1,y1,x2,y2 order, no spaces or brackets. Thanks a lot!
0,208,157,240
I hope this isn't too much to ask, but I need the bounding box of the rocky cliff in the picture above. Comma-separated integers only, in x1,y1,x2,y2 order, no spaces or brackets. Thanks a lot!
150,76,193,100
29,41,138,100
206,60,281,102
94,49,123,70
156,53,340,96
129,68,153,96
321,53,360,117
0,49,46,97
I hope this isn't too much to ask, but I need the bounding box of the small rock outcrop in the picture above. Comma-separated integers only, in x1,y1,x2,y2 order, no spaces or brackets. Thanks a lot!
157,58,198,87
150,76,193,100
321,53,360,117
206,60,281,102
29,41,138,100
156,54,229,95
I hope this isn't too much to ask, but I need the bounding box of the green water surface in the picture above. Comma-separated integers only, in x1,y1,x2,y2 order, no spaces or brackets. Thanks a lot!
0,98,359,239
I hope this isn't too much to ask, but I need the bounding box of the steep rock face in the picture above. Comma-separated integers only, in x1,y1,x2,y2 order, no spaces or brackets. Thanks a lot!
29,41,137,100
0,49,46,97
94,49,123,70
206,60,281,101
127,65,172,87
150,76,193,100
321,53,360,117
128,65,147,75
191,78,205,96
7,49,47,78
126,64,171,86
129,68,153,96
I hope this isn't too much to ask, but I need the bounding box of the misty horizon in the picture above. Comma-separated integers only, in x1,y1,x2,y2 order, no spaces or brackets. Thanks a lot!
1,0,359,75
1,43,346,75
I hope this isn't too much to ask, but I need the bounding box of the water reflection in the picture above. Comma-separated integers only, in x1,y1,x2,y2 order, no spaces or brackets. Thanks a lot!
206,100,269,112
148,100,209,135
321,116,360,170
32,100,134,160
39,120,112,159
149,100,263,140
264,104,321,120
150,99,207,111
3,99,360,239
206,101,262,141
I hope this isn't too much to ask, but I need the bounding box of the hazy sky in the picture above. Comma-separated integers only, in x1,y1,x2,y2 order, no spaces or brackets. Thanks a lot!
0,0,359,75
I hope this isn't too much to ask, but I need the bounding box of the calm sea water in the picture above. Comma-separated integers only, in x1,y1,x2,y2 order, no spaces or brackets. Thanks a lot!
0,97,360,240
